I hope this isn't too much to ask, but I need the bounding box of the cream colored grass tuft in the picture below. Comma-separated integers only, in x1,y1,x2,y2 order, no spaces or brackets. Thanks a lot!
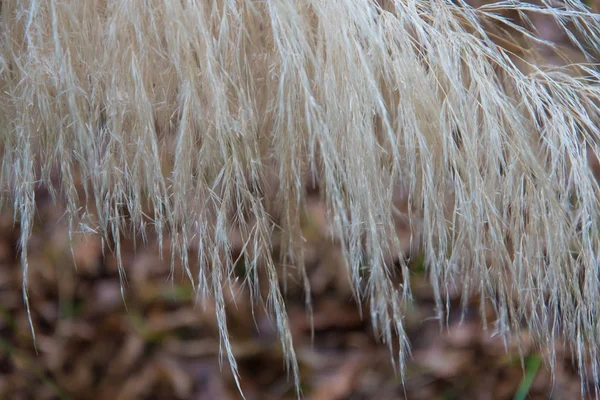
3,0,600,395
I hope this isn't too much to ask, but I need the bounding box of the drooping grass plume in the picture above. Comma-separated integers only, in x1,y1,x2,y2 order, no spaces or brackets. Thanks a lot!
2,0,600,395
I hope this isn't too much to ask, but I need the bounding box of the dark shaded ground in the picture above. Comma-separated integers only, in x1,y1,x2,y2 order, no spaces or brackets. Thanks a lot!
0,188,593,400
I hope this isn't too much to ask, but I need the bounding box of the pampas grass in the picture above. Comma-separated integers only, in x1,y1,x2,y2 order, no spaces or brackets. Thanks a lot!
3,0,600,395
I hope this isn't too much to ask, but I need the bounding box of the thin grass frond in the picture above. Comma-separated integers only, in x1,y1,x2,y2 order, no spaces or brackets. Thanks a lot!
2,0,600,395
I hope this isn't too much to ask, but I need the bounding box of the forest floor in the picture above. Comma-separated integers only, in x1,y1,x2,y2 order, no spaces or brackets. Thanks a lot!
0,188,592,400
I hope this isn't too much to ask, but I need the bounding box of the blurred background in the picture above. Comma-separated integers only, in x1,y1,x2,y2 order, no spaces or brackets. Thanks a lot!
0,185,593,400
